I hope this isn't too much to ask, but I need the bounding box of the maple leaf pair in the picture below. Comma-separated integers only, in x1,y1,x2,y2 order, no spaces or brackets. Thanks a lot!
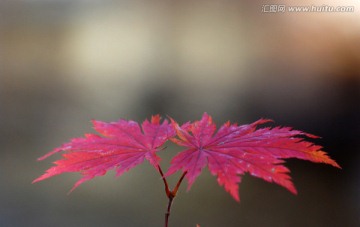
33,113,340,201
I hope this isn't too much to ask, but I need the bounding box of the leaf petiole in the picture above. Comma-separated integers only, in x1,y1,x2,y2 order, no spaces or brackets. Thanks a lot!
157,165,187,227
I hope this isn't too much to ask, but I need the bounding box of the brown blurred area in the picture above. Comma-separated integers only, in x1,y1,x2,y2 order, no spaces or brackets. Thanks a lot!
0,1,359,226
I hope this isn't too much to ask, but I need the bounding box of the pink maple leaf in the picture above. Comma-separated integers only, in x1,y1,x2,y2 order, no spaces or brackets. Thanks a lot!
33,115,175,192
166,113,340,201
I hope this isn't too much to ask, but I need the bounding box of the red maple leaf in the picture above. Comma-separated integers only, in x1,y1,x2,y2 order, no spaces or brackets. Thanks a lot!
166,113,340,201
33,115,174,192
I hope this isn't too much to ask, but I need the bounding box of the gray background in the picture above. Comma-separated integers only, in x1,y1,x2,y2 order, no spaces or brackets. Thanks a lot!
1,1,359,226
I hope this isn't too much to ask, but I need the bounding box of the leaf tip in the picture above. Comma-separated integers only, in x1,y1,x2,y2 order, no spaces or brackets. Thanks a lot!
32,174,47,184
151,114,161,124
31,178,39,184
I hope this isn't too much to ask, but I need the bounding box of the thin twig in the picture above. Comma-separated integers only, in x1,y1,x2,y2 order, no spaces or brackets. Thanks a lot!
165,195,174,227
157,165,188,227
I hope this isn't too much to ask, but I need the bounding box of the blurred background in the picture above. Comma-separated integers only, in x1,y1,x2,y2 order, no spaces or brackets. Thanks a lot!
0,0,359,226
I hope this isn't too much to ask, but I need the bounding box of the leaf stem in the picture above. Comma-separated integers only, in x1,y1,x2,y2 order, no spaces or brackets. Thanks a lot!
158,165,171,198
157,165,187,227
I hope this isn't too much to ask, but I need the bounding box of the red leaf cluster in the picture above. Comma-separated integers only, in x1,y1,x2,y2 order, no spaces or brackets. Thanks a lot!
166,113,340,201
33,115,174,192
34,113,340,200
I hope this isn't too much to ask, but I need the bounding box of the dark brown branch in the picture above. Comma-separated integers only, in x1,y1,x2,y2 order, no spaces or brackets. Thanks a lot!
165,195,174,227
